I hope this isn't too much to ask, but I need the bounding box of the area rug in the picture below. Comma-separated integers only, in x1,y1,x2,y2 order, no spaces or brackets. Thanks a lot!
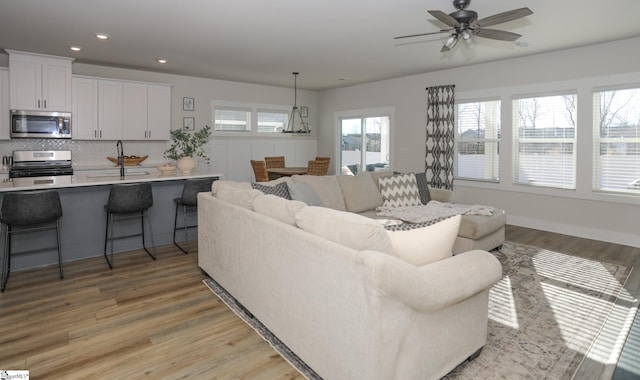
203,241,636,380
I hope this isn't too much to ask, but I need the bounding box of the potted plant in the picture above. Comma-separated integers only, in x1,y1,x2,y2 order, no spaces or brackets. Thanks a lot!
164,124,212,174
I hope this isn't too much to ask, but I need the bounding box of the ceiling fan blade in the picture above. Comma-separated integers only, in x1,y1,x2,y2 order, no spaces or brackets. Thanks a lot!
394,30,448,39
475,7,533,27
474,28,522,41
428,10,460,28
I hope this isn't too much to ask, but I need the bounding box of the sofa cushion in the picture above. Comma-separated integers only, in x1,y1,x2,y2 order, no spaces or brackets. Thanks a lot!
295,206,394,255
251,182,291,199
216,188,262,209
292,175,346,211
384,215,461,266
337,172,383,213
459,208,507,239
378,173,422,208
369,170,393,187
253,194,306,226
287,181,324,206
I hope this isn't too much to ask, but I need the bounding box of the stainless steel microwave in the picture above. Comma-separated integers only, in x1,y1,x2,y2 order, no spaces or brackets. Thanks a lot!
10,110,72,139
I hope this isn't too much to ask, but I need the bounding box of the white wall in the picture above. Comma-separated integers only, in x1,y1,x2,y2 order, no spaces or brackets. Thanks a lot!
317,36,640,248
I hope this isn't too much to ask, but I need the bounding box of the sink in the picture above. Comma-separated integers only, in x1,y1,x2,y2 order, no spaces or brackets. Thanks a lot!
86,171,150,178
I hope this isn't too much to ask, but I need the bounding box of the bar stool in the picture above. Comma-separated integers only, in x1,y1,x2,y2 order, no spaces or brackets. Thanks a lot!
173,178,215,254
104,182,156,269
1,190,64,291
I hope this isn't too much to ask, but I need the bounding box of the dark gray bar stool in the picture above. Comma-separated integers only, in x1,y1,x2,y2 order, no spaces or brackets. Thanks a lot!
173,178,215,253
104,182,156,268
1,190,64,291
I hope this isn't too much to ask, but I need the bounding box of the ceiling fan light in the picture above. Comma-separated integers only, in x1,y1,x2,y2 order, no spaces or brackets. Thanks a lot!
444,34,459,50
463,35,477,48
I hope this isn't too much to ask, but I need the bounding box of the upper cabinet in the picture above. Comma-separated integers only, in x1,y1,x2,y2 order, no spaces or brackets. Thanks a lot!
72,75,171,141
0,69,9,140
7,50,73,112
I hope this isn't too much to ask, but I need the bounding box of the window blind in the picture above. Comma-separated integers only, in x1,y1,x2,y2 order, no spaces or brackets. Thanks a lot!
512,93,577,189
593,87,640,194
455,100,500,181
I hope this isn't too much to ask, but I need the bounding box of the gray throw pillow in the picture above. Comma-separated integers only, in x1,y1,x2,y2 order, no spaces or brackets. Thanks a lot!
251,182,291,199
413,172,432,204
287,182,324,206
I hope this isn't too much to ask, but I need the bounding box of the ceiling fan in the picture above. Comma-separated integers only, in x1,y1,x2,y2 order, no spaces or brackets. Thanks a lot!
394,0,533,52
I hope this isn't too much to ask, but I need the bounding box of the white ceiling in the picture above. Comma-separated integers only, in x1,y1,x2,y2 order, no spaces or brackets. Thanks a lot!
1,0,639,91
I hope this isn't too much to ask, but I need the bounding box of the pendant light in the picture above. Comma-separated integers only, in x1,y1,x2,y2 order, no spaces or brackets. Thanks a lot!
285,72,309,133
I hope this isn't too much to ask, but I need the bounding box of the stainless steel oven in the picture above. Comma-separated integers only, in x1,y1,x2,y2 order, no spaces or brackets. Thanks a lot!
9,150,74,178
10,110,72,139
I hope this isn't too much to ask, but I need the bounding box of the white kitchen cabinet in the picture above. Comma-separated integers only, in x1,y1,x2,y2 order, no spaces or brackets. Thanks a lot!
73,77,122,140
8,50,73,112
122,82,148,140
98,80,124,140
0,69,9,139
72,77,99,139
147,84,171,140
123,82,171,140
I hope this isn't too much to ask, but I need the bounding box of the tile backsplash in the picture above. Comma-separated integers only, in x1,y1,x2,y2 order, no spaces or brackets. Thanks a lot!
0,139,169,166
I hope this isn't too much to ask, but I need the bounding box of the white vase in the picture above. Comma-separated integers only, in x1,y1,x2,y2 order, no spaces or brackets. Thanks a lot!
177,156,195,174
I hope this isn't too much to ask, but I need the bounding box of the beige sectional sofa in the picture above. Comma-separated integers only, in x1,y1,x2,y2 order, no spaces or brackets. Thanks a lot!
197,172,504,379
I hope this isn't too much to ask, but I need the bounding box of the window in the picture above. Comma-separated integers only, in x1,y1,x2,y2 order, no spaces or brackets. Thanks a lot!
512,93,577,189
212,101,291,134
455,99,501,181
593,87,640,194
339,111,391,175
214,107,251,132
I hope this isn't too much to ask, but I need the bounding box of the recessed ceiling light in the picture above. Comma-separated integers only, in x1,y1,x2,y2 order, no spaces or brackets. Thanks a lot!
156,59,167,64
70,46,82,52
95,33,110,40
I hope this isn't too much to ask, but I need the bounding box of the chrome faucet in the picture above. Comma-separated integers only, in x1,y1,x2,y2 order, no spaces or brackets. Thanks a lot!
116,140,125,178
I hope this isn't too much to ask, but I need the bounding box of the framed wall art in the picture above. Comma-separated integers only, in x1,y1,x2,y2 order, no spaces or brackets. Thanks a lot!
183,117,195,130
183,97,194,111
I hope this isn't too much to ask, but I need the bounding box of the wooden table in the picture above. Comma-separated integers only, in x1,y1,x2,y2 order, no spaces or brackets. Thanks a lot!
267,167,307,179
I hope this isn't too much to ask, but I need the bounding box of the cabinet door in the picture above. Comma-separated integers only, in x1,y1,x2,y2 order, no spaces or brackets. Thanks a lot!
98,80,123,140
147,84,171,140
122,82,148,140
42,63,72,111
0,69,9,139
72,77,99,139
9,60,41,110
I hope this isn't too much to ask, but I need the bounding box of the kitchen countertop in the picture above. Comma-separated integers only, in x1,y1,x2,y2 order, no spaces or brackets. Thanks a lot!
0,168,223,192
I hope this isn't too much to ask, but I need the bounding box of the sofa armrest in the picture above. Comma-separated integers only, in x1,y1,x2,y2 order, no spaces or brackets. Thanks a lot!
428,187,455,203
374,250,502,313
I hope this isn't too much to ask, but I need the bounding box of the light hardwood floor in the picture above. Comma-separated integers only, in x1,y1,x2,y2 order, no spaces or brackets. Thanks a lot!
0,226,638,379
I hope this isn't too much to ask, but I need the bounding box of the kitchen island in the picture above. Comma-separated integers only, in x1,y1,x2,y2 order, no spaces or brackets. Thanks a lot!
0,168,222,271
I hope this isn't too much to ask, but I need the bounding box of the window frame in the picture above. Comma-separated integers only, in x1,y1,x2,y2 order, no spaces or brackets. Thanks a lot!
211,100,292,135
454,97,501,183
511,91,578,190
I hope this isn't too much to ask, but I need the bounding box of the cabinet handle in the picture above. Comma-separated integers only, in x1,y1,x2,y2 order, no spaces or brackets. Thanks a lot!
148,131,151,139
44,100,47,109
94,130,97,138
100,130,102,138
38,100,41,108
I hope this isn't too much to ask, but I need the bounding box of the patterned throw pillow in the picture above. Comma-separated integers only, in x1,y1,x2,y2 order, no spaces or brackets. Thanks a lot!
251,182,291,199
378,173,421,208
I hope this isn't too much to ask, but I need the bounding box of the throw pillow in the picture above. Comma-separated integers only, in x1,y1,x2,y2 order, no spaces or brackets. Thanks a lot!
378,173,421,208
291,175,347,211
384,215,461,266
252,194,306,226
295,206,395,255
337,172,384,213
287,182,324,206
251,182,291,199
413,172,432,204
211,180,251,195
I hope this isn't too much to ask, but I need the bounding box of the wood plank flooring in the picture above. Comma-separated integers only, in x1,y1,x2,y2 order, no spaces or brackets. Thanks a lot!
1,226,638,379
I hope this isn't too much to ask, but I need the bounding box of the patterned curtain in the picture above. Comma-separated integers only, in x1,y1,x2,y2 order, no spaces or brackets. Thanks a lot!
425,85,455,190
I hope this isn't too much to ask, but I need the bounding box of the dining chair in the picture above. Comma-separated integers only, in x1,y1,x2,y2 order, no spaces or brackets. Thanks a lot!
307,159,330,176
250,160,270,182
315,156,331,163
265,156,286,169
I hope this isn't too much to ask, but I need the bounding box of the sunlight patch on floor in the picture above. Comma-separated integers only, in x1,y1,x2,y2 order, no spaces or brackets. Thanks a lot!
488,275,519,329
